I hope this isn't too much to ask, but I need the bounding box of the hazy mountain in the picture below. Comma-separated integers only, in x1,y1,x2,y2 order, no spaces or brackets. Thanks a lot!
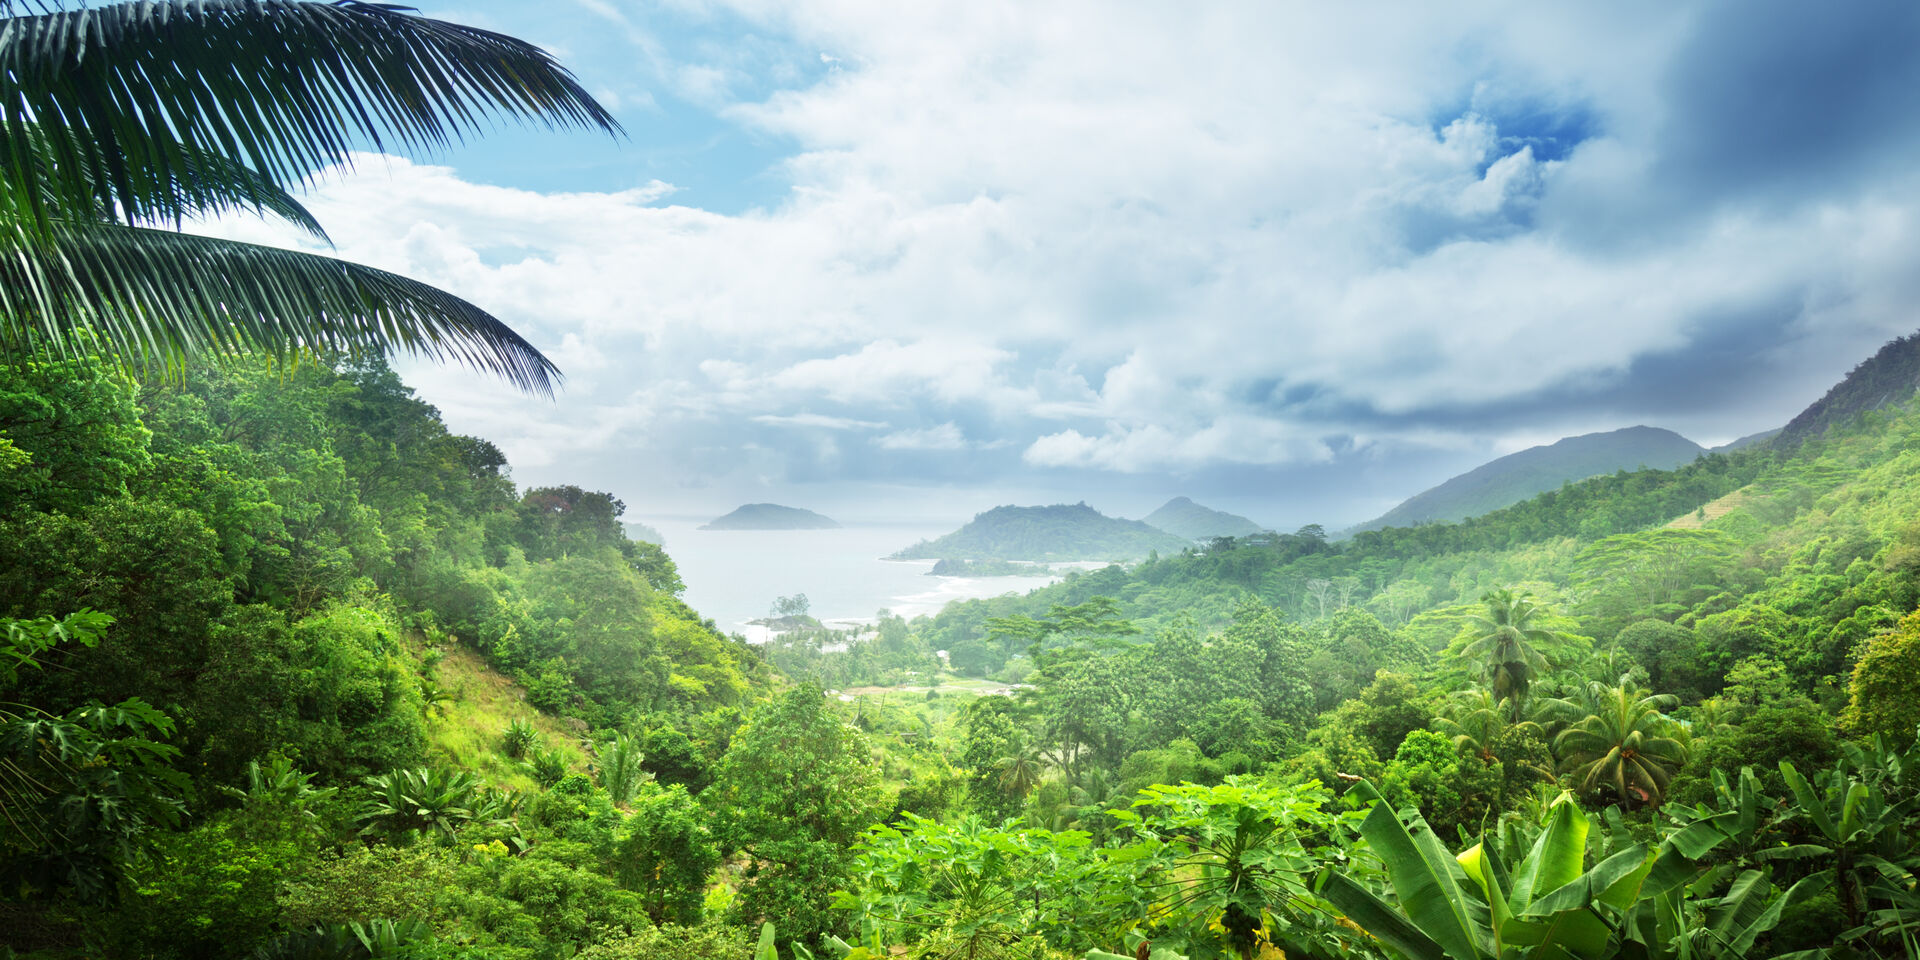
1774,332,1920,449
891,502,1193,561
1347,426,1706,534
1712,428,1781,453
700,503,841,530
1142,496,1264,540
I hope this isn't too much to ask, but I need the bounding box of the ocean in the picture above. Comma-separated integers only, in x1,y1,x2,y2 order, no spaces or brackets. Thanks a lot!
631,516,1062,640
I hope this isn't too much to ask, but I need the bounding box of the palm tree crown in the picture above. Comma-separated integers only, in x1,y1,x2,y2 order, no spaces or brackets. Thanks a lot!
1434,687,1541,762
1,0,622,392
1459,588,1560,721
1553,681,1689,807
992,739,1045,800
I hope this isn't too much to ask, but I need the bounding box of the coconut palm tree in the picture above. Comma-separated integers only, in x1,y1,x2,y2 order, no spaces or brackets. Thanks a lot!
1553,681,1689,808
1433,687,1560,802
1459,588,1561,722
1433,688,1506,763
991,738,1045,800
0,0,620,392
1433,687,1541,763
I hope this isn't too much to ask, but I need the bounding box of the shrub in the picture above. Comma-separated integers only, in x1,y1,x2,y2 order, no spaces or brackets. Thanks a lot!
502,719,540,759
278,845,460,931
598,733,647,806
576,924,749,960
527,747,569,789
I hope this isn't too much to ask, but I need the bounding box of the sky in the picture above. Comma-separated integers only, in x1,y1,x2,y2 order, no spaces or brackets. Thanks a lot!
206,0,1920,530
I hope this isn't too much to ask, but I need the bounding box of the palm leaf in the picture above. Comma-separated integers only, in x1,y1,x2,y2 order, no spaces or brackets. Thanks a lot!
1,219,559,392
1,0,621,233
5,121,328,239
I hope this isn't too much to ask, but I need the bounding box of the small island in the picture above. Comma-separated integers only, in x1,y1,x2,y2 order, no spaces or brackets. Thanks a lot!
927,558,1055,577
700,503,842,530
892,502,1192,561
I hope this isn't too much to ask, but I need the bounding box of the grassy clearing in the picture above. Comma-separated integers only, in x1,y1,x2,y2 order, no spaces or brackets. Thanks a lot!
419,641,589,792
1666,486,1755,528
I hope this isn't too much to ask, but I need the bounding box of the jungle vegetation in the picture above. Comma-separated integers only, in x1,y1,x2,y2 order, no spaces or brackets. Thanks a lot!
3,2,1919,958
6,334,1916,958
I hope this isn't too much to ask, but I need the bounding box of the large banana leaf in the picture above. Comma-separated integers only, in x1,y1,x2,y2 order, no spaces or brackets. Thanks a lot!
1329,783,1724,960
1321,871,1450,960
1505,794,1588,914
1493,799,1644,959
0,219,559,392
1328,781,1493,960
1,0,620,233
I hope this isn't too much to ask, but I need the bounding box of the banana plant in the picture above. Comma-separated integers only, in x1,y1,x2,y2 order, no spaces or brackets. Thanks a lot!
1777,758,1919,932
1678,867,1831,959
1320,780,1733,960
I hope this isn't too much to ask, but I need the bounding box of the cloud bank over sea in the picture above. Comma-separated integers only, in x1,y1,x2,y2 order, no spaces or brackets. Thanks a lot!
208,0,1920,526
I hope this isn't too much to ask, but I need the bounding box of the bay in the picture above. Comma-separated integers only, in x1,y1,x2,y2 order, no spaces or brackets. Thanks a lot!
631,516,1062,641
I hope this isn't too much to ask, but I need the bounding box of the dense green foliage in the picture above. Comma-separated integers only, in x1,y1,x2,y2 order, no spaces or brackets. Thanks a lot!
746,352,1920,959
1775,331,1920,448
0,354,776,956
893,503,1195,561
11,307,1920,958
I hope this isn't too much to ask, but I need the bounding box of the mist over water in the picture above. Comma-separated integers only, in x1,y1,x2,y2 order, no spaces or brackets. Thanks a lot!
634,516,1062,640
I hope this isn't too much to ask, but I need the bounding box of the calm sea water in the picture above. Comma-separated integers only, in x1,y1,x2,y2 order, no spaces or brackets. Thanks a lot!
631,516,1060,640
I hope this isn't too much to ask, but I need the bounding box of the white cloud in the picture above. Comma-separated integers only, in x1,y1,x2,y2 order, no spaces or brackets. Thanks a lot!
752,413,887,429
1024,420,1339,474
199,0,1920,513
876,422,968,450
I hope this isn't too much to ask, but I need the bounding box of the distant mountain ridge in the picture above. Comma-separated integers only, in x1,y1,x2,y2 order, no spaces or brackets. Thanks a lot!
700,503,840,530
1142,497,1264,540
1712,428,1780,453
1347,425,1706,535
1774,332,1920,448
892,502,1192,561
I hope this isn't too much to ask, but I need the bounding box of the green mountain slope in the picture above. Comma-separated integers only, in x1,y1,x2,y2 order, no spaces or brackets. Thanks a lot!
1142,496,1265,539
700,502,841,530
1774,331,1920,448
1347,425,1705,535
917,335,1920,699
892,502,1193,561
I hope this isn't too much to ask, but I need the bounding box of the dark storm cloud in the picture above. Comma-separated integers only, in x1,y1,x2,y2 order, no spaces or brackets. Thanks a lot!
1658,0,1920,208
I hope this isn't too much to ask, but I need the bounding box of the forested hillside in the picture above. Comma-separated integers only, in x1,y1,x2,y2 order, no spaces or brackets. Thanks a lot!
762,348,1920,959
8,345,1920,960
1776,331,1920,447
0,355,789,955
1347,425,1707,534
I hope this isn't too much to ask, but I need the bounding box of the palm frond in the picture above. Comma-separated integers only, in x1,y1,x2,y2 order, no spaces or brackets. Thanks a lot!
1,0,622,231
3,121,328,239
1,219,559,393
